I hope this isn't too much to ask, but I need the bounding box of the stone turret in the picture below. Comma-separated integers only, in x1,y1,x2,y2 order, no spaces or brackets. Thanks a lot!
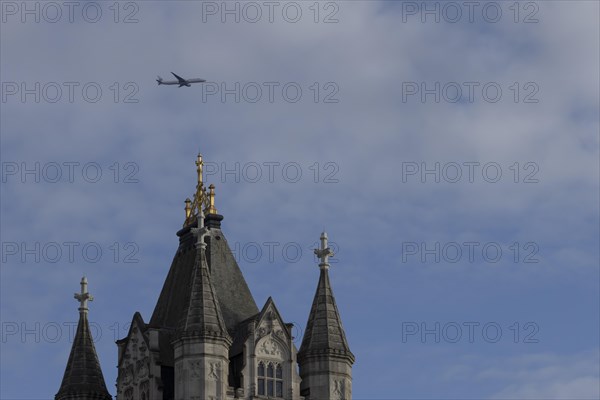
55,277,112,400
298,232,355,400
171,212,233,399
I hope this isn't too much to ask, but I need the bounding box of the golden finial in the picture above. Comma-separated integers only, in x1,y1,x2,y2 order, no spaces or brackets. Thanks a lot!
196,153,204,188
184,153,215,226
184,198,192,219
207,184,217,214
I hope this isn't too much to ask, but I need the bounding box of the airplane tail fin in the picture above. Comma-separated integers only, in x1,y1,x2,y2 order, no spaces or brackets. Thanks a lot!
156,76,163,85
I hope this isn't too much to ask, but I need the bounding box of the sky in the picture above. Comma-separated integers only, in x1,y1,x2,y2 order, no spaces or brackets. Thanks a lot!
1,0,599,399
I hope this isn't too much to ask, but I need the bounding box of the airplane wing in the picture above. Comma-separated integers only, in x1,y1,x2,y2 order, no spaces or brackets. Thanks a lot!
171,72,186,84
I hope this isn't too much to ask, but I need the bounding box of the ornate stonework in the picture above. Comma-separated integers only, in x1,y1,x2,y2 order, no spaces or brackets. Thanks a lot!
332,379,346,400
189,360,202,379
257,337,284,358
208,362,220,381
114,316,156,400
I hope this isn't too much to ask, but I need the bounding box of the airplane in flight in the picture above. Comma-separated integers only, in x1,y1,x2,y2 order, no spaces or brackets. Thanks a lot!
156,72,206,87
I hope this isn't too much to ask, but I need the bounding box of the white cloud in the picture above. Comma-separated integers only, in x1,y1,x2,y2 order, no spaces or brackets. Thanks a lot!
488,349,600,399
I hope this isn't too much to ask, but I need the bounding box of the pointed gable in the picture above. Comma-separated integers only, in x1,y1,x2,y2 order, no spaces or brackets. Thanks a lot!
116,313,152,395
257,298,292,340
116,312,148,368
254,298,293,358
56,278,111,400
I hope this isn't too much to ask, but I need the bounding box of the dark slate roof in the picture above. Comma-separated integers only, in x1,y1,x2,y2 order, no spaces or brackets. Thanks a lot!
229,313,259,356
55,312,111,400
176,238,230,341
150,216,259,336
206,226,260,333
298,268,354,362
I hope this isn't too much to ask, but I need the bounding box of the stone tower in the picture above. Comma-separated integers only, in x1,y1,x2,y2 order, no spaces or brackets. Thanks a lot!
298,232,355,400
55,277,112,400
171,211,232,400
55,153,355,400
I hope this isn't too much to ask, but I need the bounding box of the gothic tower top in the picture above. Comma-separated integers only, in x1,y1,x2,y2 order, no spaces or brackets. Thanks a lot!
150,153,259,334
55,277,111,400
184,153,218,226
299,233,354,361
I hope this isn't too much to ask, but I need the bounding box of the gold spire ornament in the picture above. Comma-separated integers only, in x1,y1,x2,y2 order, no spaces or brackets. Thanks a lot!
183,153,218,226
184,198,192,219
207,184,218,214
196,153,204,189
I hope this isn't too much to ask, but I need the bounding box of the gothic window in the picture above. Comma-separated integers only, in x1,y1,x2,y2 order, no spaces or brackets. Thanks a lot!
276,364,283,397
258,362,265,396
257,361,283,398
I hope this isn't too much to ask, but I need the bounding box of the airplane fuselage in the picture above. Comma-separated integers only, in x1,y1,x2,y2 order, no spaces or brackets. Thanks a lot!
157,73,206,87
158,80,191,87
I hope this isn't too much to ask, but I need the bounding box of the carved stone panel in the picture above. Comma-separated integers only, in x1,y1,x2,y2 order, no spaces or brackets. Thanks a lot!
331,379,345,400
257,337,283,358
208,362,220,381
137,357,149,378
189,360,202,379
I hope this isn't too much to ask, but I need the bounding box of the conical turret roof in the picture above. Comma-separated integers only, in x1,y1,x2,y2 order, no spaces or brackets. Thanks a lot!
55,277,111,400
299,268,353,357
175,222,231,342
299,233,354,362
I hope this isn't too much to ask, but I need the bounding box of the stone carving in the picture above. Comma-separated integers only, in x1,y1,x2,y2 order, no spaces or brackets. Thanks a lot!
137,357,149,378
122,365,134,385
189,360,202,379
258,327,267,338
208,362,220,381
332,379,345,400
256,306,286,341
257,337,283,358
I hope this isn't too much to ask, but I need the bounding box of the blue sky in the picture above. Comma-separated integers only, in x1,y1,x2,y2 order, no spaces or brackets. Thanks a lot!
1,1,599,399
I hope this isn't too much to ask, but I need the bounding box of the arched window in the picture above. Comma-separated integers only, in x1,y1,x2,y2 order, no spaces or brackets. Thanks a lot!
257,361,283,398
276,365,283,397
257,362,265,396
